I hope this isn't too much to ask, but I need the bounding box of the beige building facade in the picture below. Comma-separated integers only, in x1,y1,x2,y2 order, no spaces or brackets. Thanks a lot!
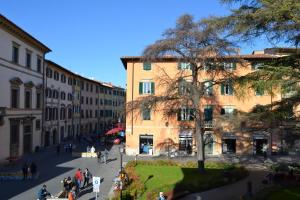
122,50,298,157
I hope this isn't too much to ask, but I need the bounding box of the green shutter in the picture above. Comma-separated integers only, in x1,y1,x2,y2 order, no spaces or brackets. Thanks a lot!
221,84,225,95
232,62,236,70
151,82,155,94
139,82,143,94
143,62,151,70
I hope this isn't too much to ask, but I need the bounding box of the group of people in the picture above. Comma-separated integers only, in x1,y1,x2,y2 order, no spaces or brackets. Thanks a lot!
38,168,92,200
22,162,37,180
97,149,109,164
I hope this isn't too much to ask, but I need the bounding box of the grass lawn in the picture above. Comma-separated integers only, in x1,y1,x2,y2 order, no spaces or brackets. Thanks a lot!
123,161,248,200
257,186,300,200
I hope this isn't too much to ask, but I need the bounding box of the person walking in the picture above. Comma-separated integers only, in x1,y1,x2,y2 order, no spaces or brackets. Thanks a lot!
104,148,109,164
37,184,51,200
30,162,37,179
22,162,28,180
74,168,83,192
83,168,92,188
97,151,102,163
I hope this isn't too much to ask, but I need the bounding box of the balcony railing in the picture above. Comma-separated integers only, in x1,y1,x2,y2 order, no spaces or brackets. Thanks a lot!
203,120,214,128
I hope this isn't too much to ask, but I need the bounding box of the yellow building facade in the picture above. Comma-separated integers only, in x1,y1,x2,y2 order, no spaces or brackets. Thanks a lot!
121,49,289,157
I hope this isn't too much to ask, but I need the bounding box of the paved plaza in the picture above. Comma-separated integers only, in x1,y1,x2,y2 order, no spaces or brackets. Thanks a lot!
0,141,123,200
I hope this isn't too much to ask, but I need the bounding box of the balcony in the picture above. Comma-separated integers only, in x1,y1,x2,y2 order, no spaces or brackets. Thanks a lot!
203,120,214,129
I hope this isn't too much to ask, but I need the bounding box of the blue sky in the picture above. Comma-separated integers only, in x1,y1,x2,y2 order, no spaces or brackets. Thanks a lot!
1,0,273,87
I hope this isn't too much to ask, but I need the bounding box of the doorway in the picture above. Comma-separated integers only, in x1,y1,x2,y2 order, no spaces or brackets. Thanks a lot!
23,124,32,154
222,139,236,154
254,139,267,155
45,131,50,147
139,135,153,155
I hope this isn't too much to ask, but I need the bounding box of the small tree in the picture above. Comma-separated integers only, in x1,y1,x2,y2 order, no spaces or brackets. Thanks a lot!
127,15,238,172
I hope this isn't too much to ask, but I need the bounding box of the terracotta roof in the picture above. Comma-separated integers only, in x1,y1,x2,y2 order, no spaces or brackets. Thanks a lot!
0,14,51,53
120,54,281,69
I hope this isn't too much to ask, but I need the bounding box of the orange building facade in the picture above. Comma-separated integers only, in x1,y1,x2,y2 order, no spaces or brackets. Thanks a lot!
121,49,293,157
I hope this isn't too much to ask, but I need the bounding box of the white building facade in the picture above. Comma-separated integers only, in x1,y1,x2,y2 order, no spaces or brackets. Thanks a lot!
0,15,51,162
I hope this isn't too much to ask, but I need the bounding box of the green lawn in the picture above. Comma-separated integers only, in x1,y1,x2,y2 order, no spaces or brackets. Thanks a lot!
260,186,300,200
124,161,248,200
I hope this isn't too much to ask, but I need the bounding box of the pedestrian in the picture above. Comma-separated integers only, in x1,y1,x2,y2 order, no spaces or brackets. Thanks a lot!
83,168,92,188
97,151,102,163
90,146,95,153
37,184,51,200
22,162,28,180
86,145,90,153
56,144,60,155
74,168,83,192
158,192,166,200
104,148,109,164
69,143,73,154
68,186,76,200
30,162,37,179
263,143,268,159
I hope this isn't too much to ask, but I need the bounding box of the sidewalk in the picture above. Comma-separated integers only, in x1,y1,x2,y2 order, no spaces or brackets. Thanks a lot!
179,165,269,200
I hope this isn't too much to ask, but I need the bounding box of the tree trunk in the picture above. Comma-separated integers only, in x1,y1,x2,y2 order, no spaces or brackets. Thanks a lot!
196,119,205,173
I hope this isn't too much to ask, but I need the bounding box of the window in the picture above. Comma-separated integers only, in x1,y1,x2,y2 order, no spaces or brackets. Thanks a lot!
223,62,236,71
178,62,191,70
60,107,66,120
67,93,72,101
68,108,72,119
36,120,41,130
61,74,66,83
251,62,264,70
81,110,84,118
142,108,151,120
61,92,66,100
90,110,93,118
86,110,89,118
81,96,84,104
54,71,59,81
12,43,19,64
68,77,72,85
81,81,84,90
90,84,93,92
46,68,53,78
220,106,235,115
178,108,194,121
204,80,213,96
204,105,213,121
37,57,42,73
11,88,19,108
26,51,31,68
178,80,190,95
86,83,89,91
221,81,233,95
36,92,41,109
25,90,31,109
255,87,264,96
96,98,98,105
139,81,155,94
90,97,93,105
143,62,151,70
86,97,89,104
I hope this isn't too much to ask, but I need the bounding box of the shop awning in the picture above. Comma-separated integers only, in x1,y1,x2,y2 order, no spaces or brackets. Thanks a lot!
105,127,124,135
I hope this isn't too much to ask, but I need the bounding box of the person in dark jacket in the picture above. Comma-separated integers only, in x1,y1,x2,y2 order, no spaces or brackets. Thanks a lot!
30,162,37,179
22,162,28,180
37,184,51,200
83,168,92,188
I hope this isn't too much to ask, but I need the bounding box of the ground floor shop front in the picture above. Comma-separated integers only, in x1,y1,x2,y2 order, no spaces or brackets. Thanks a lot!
125,126,283,157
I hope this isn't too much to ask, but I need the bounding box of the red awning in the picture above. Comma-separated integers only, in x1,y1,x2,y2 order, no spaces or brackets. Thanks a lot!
105,127,124,135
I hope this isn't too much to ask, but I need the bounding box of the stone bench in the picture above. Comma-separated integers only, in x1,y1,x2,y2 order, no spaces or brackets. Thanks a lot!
81,152,97,158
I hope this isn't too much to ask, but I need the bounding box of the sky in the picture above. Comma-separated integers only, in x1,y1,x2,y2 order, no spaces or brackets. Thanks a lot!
0,0,274,88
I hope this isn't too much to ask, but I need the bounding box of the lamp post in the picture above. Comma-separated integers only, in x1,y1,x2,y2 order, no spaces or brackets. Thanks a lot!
119,145,124,199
